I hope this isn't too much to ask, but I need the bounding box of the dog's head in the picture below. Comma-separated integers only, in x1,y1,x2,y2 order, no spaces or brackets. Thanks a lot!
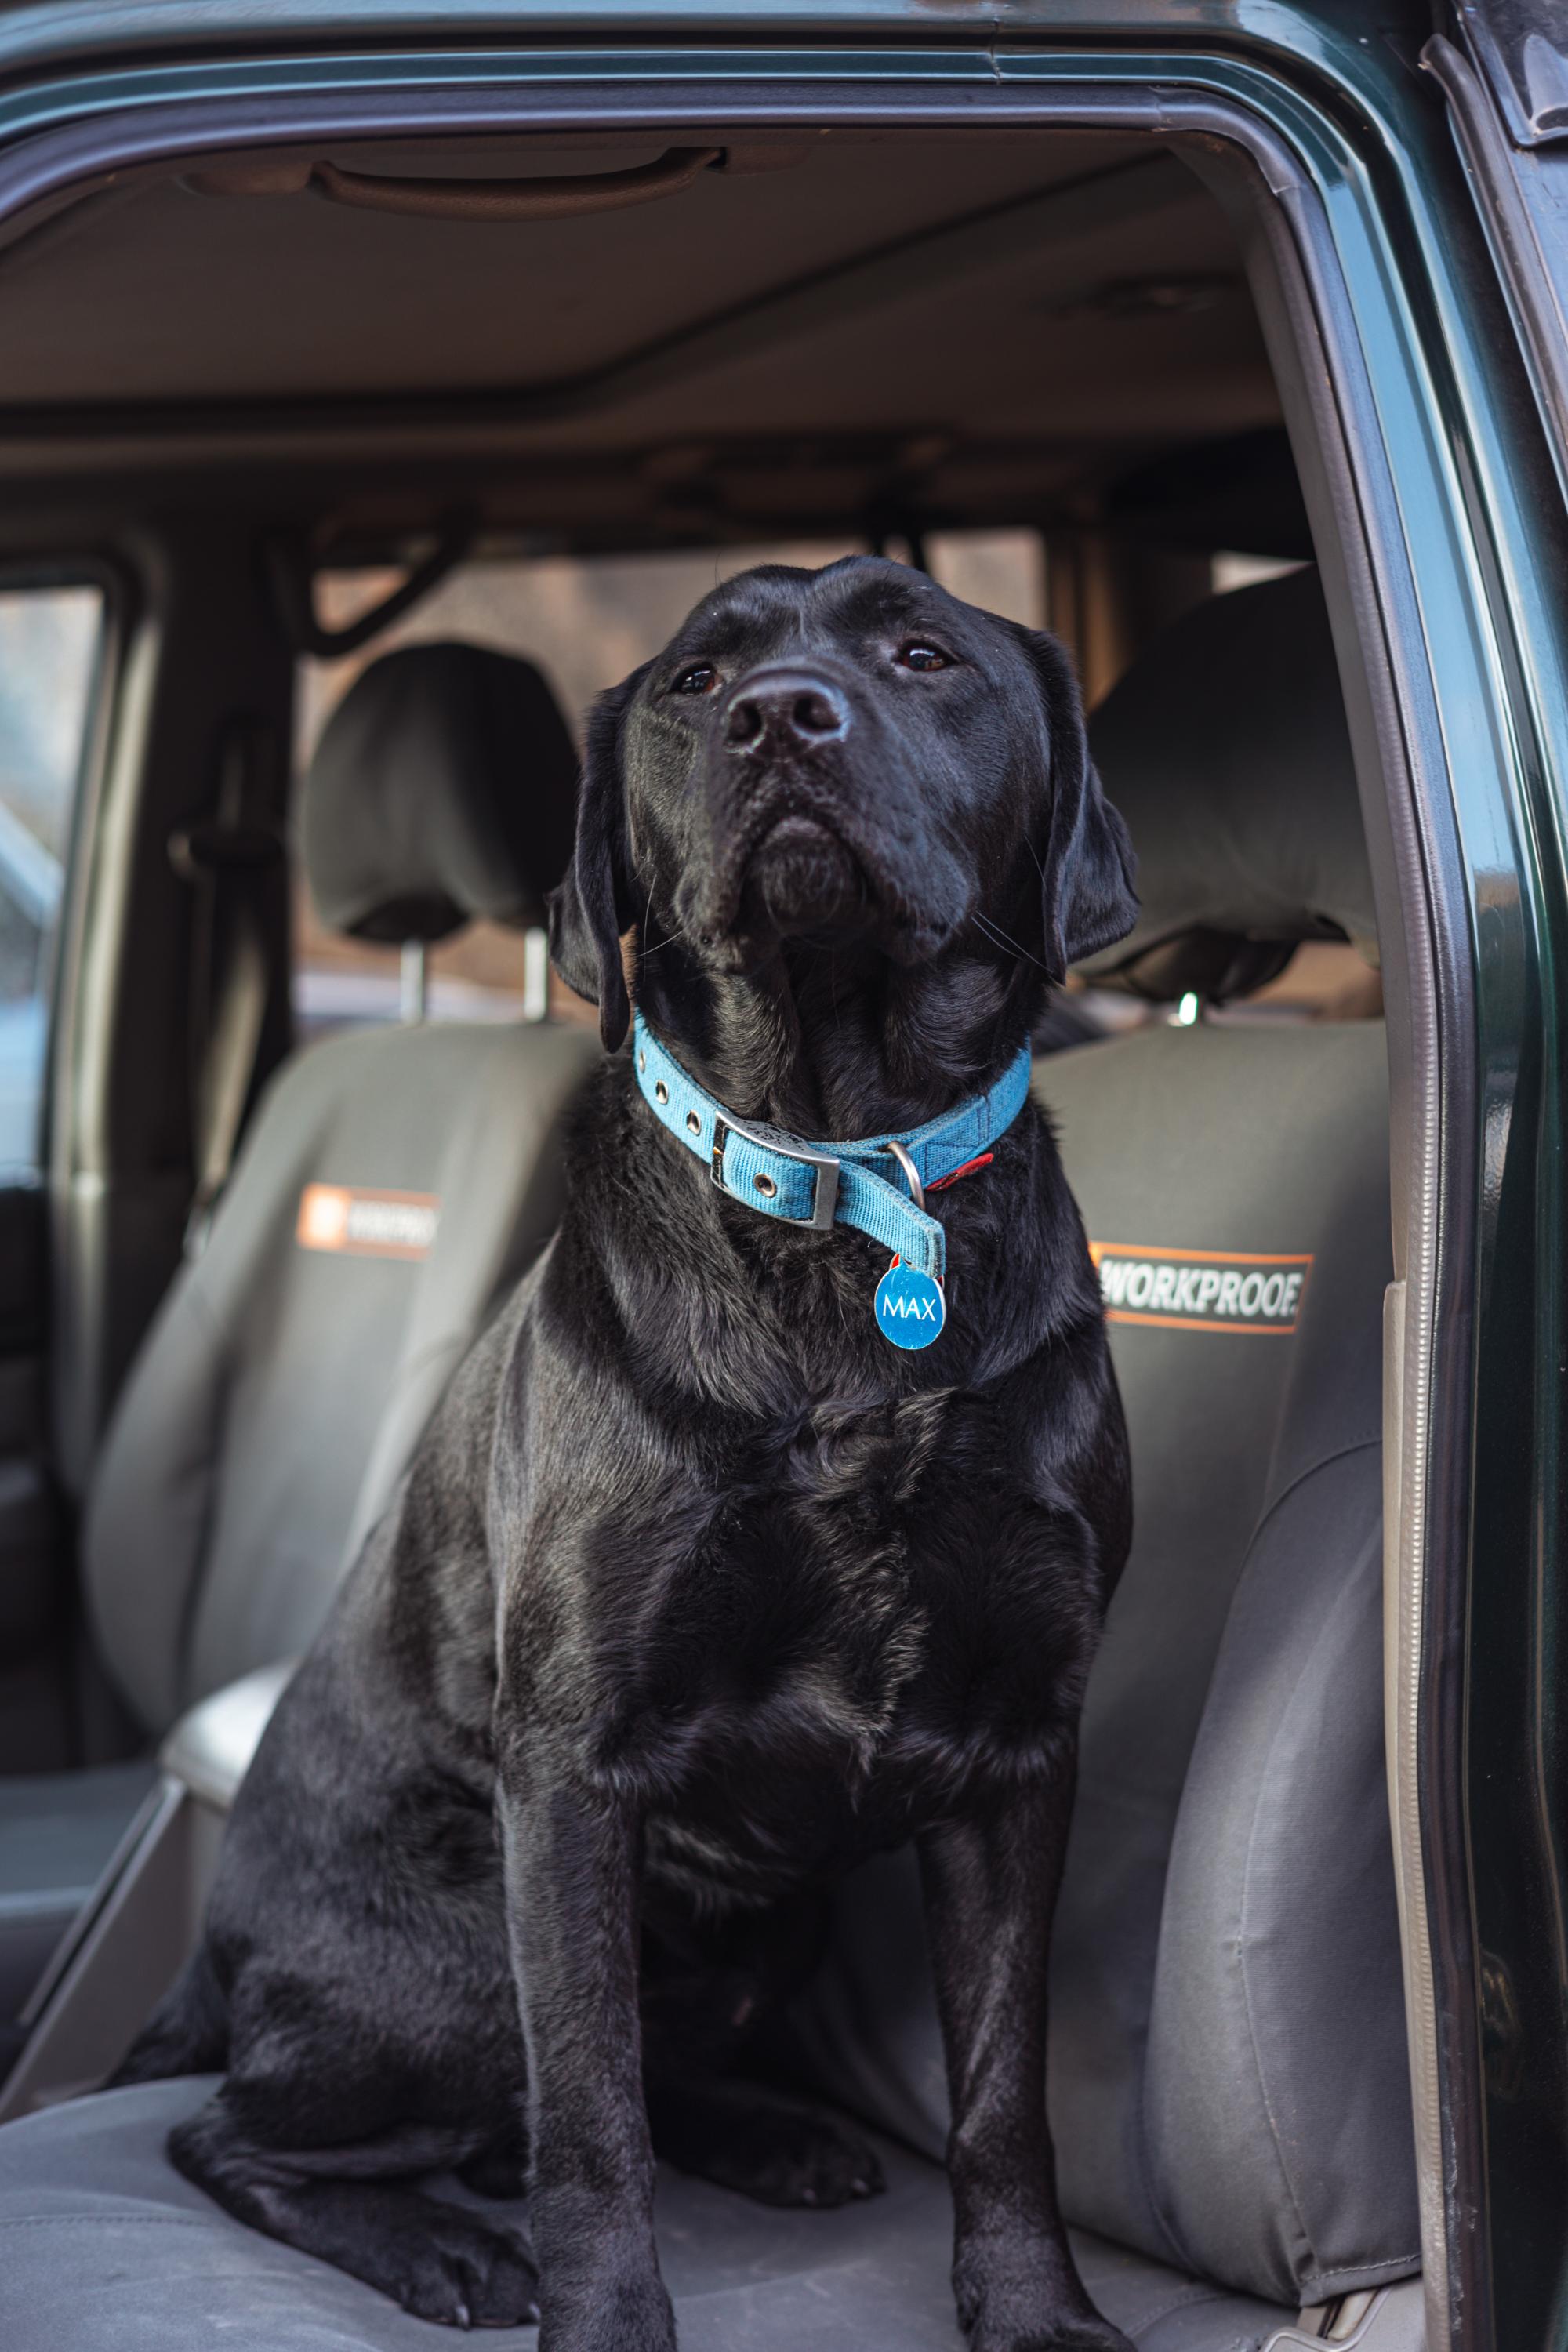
549,557,1137,1053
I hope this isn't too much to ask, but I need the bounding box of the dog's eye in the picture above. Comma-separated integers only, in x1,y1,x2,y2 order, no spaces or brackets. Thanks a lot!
896,642,950,673
672,665,718,697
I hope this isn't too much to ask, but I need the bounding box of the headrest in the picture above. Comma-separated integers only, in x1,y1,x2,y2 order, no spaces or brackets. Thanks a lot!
302,641,579,943
1077,568,1378,1000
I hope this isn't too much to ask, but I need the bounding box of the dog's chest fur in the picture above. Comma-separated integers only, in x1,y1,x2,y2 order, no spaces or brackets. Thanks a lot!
648,1391,942,1759
573,1370,1087,1906
477,1076,1114,1909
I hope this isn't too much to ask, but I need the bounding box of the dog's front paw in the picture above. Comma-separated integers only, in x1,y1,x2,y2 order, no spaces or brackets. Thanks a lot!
392,2208,539,2330
956,2236,1134,2352
535,2231,676,2352
538,2268,677,2352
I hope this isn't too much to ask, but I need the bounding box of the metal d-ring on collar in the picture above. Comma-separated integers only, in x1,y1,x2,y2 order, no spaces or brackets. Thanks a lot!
884,1138,925,1214
630,1012,1032,1283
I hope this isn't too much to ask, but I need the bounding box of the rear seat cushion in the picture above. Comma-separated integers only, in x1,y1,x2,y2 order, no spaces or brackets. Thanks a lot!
796,1020,1418,2310
84,1019,598,1735
0,2078,1293,2352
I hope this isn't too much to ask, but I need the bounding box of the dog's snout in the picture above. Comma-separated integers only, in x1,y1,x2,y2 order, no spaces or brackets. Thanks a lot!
724,669,850,756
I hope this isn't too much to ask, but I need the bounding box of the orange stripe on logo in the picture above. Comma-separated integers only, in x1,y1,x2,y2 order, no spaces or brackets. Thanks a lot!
1088,1242,1313,1268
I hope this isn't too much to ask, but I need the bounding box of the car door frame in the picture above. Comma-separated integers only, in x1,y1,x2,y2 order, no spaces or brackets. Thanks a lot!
0,18,1559,2350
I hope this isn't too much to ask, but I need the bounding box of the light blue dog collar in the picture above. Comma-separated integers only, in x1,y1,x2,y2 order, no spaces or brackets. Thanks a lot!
632,1013,1032,1345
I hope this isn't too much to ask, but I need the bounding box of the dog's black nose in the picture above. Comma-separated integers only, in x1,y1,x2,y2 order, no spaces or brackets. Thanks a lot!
724,668,850,755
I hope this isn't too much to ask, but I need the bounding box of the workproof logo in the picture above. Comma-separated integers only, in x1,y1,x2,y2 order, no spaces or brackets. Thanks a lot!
296,1184,441,1261
1090,1243,1312,1335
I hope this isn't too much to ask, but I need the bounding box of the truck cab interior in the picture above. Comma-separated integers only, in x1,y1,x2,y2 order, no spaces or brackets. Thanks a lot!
0,117,1428,2352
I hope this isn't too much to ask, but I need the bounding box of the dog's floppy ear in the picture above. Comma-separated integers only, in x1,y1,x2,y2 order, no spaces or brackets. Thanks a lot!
1014,624,1138,983
546,666,647,1052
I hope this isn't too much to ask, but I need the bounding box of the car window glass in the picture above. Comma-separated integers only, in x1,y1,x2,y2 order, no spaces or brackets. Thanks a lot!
292,533,1044,1038
0,583,103,1180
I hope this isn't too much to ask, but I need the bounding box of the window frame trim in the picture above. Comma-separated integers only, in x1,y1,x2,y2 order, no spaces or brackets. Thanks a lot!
0,555,122,1189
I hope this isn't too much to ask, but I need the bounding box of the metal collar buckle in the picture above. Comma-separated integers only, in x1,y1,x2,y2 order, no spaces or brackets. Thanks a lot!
711,1116,841,1232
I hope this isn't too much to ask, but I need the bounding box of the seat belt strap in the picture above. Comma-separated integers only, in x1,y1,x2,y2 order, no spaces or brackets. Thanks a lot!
169,719,285,1250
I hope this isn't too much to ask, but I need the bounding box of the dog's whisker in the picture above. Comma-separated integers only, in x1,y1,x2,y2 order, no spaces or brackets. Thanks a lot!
974,909,1050,975
971,911,1023,966
639,913,698,964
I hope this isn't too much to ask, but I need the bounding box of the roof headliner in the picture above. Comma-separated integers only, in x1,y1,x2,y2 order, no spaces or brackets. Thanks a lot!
0,128,1281,550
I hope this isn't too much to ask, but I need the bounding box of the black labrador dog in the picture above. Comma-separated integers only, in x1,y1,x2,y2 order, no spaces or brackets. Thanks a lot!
120,557,1138,2352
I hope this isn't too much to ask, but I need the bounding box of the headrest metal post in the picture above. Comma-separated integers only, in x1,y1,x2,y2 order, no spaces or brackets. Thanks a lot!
400,940,428,1026
522,927,550,1024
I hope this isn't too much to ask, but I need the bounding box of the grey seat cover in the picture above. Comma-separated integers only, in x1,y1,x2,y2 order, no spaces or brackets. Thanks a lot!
0,643,598,2018
0,2077,1293,2352
81,641,601,1737
798,1023,1414,2310
303,641,579,943
85,1017,597,1730
1077,568,1380,983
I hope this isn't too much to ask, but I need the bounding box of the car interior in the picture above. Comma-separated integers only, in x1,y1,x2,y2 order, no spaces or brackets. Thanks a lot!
0,123,1421,2349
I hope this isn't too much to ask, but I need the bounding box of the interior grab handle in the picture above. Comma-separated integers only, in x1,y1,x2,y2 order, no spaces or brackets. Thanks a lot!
310,147,724,222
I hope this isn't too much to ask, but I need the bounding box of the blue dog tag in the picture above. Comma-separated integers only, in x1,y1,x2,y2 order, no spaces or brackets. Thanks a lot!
874,1258,946,1350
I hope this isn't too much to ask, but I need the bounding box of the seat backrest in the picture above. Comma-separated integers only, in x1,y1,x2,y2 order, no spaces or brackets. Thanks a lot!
1042,1020,1405,2304
797,572,1419,2311
85,642,599,1735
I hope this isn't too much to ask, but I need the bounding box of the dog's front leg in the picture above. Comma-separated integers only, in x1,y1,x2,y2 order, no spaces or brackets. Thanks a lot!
918,1769,1133,2352
496,1751,676,2352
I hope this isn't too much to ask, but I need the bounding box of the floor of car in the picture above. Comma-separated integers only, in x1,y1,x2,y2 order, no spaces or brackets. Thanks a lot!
0,2075,1293,2351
